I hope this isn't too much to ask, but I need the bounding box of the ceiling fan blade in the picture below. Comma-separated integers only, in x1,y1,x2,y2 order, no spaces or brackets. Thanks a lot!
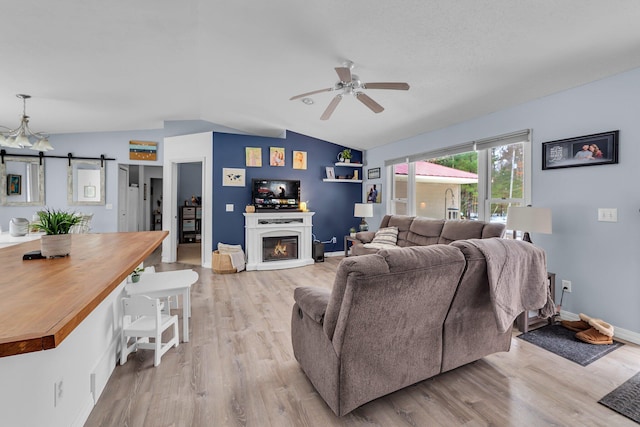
356,92,384,114
289,87,334,101
335,67,352,83
363,82,410,90
320,95,342,120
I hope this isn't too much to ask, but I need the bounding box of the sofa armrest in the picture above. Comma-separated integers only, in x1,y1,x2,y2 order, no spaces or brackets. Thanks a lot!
294,287,330,324
355,231,375,243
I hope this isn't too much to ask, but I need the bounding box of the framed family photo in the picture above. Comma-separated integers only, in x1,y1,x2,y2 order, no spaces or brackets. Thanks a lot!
542,130,619,170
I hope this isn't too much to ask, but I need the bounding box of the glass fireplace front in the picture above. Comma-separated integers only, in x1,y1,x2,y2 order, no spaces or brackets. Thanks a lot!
262,236,298,262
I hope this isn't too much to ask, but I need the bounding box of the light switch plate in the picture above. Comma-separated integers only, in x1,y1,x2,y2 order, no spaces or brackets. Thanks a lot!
225,204,234,212
597,208,617,222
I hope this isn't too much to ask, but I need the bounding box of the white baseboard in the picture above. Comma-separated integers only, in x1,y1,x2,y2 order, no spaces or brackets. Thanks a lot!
71,394,95,427
324,251,343,258
560,310,640,345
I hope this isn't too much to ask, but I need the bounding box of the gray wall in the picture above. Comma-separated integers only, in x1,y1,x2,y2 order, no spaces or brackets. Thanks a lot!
365,66,640,335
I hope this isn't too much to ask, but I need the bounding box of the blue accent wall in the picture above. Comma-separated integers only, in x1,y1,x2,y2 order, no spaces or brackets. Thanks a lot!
212,131,362,253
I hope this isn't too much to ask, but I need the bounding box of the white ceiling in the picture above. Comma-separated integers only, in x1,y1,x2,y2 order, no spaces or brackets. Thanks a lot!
2,1,640,151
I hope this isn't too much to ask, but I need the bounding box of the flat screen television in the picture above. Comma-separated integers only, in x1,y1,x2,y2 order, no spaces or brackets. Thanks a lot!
251,179,300,210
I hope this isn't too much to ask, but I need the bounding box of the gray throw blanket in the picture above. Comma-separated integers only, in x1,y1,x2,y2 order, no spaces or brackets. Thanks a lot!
467,238,555,333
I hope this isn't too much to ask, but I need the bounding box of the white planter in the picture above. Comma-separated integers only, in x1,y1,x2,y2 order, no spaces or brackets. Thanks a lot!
41,234,72,258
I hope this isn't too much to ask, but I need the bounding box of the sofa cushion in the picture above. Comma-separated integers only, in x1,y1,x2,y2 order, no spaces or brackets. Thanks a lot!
387,215,417,247
366,226,398,246
437,220,486,244
405,218,445,246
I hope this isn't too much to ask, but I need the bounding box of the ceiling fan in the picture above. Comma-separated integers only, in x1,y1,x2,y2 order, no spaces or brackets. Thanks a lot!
290,61,410,120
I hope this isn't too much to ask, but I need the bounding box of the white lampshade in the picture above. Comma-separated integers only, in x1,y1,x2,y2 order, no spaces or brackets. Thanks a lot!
354,203,373,218
506,206,552,235
14,133,32,147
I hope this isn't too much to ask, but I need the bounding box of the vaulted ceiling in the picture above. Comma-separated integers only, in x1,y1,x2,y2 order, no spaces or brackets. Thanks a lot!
2,1,640,150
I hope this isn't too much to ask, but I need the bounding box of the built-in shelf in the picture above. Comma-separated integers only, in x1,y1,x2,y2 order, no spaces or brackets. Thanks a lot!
322,178,363,183
334,162,363,167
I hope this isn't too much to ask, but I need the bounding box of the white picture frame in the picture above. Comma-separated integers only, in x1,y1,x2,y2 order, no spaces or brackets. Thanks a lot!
222,168,246,187
325,166,335,179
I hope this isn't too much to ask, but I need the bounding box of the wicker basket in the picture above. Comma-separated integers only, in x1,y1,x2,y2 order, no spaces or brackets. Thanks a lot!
212,250,237,274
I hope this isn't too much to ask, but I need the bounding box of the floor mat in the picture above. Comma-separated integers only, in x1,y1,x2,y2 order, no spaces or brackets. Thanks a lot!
599,371,640,424
517,324,623,366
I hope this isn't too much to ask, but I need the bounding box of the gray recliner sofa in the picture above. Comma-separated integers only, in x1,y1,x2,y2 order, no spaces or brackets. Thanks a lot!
350,215,505,256
291,239,549,416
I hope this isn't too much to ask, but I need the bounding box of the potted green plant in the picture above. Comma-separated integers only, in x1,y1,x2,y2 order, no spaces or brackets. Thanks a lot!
130,267,145,283
32,208,82,258
339,149,352,163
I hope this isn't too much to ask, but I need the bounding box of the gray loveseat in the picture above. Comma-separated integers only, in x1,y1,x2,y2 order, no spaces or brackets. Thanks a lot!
350,215,505,256
291,239,549,416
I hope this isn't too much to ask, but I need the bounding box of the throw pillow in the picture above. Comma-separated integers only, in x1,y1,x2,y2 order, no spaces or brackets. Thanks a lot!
370,226,398,246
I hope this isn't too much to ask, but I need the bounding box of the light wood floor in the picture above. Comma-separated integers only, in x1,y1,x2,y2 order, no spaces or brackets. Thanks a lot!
85,256,640,427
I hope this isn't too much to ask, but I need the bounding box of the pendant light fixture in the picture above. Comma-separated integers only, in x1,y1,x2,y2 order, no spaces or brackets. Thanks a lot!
0,94,53,151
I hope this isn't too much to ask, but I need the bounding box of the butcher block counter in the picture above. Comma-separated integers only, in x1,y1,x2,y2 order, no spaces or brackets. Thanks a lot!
0,231,168,357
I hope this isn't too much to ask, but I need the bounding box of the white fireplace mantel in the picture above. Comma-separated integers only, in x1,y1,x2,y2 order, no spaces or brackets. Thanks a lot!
244,211,315,270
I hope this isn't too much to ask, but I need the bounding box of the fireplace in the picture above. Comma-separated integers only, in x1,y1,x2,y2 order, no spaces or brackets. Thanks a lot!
244,211,314,271
263,236,298,262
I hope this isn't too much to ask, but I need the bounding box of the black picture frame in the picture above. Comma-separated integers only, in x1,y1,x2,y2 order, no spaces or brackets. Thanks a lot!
367,167,381,180
7,174,21,195
542,130,619,170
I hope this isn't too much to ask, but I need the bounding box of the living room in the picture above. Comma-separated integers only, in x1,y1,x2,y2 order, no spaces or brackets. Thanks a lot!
2,2,640,426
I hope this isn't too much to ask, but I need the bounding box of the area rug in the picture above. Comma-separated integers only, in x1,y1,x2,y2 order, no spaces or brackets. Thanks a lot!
599,372,640,424
517,324,623,366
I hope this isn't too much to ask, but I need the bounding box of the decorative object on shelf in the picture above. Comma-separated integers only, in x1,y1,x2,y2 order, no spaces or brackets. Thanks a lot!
354,203,373,231
299,201,308,212
338,149,352,163
32,208,82,257
293,150,307,170
130,267,145,283
222,167,245,187
0,94,53,151
129,140,157,161
366,184,381,203
506,206,552,244
367,167,381,180
353,170,359,180
9,217,29,237
349,227,357,238
269,147,285,166
325,166,335,179
542,130,619,170
245,147,262,167
245,204,255,213
7,174,21,195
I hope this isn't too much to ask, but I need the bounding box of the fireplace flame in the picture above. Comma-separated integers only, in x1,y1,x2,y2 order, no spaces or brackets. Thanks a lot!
273,240,287,257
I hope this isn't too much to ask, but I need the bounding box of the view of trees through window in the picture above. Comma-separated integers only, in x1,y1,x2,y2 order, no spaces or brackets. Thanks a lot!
430,151,478,219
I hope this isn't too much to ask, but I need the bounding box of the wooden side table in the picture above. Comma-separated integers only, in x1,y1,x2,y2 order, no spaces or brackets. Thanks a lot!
517,272,555,334
344,235,358,257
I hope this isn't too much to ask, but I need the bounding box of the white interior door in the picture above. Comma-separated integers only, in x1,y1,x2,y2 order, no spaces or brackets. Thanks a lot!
117,166,128,232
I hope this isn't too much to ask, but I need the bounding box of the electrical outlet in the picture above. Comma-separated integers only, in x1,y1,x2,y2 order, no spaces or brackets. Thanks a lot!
597,208,617,222
562,280,572,293
54,378,63,407
331,236,337,244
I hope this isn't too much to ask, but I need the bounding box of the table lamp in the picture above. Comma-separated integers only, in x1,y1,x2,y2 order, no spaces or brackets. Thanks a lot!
354,203,373,231
506,206,552,244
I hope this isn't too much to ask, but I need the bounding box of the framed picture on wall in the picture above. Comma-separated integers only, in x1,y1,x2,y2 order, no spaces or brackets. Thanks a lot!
542,130,619,170
293,151,307,170
366,183,381,203
367,167,380,179
270,147,285,166
222,168,246,187
7,174,21,195
245,147,262,167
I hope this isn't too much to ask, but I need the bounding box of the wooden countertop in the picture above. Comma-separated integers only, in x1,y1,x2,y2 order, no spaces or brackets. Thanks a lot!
0,231,168,357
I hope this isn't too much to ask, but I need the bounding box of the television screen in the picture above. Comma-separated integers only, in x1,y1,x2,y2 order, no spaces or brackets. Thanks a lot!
252,179,300,210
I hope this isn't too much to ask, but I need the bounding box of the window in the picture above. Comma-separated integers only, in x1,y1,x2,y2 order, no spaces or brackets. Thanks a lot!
385,130,531,223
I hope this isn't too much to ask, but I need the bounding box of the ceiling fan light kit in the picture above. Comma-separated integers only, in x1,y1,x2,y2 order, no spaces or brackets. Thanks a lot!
0,94,53,151
290,61,410,120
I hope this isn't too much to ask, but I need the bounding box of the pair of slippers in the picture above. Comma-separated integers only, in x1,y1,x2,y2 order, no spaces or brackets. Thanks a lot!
561,313,614,345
